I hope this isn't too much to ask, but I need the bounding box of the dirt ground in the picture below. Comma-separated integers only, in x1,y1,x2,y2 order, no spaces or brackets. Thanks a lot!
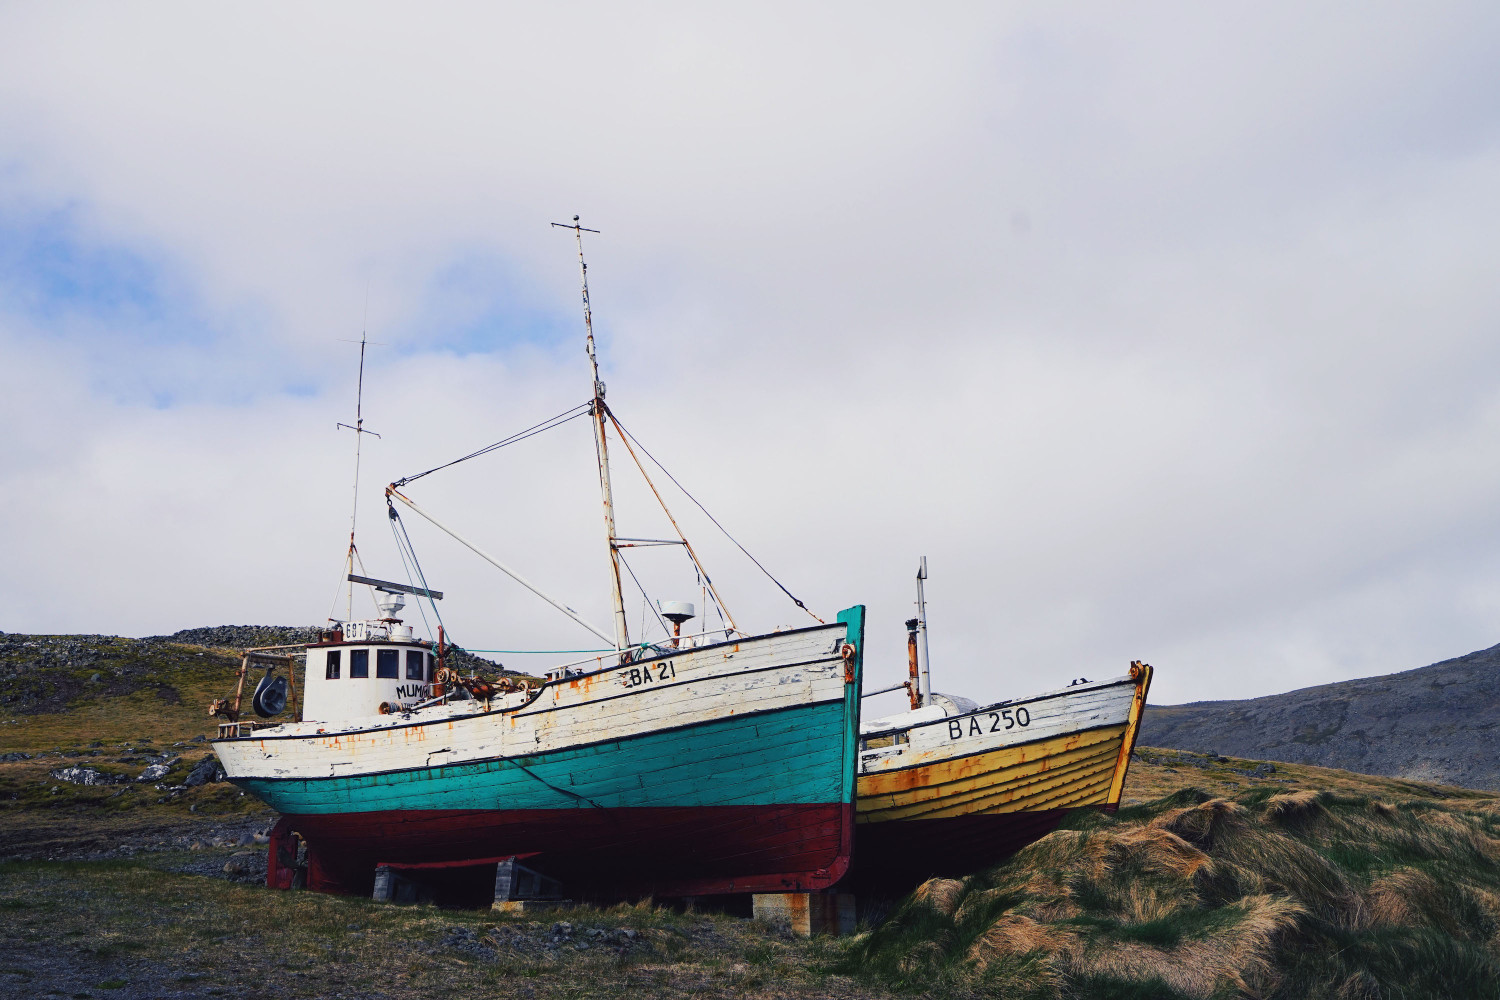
0,855,884,1000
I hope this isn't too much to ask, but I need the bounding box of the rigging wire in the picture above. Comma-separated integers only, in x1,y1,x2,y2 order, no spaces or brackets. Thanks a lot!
388,511,436,642
395,513,446,639
687,553,730,639
610,412,824,624
601,406,740,632
380,389,820,636
325,557,350,624
616,549,672,643
392,403,591,486
326,545,381,624
387,500,448,642
352,547,380,613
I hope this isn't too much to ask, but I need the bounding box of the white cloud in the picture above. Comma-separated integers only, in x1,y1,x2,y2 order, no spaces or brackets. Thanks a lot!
3,4,1500,711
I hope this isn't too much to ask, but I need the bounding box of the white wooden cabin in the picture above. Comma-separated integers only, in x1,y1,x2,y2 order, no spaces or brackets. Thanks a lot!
301,592,438,723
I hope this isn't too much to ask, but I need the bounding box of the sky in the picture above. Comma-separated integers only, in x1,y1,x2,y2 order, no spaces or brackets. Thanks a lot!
3,4,1500,711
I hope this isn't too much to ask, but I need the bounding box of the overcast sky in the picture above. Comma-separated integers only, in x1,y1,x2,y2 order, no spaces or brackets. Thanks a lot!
3,4,1500,711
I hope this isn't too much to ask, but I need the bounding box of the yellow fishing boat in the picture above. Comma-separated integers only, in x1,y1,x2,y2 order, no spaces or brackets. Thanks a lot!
852,560,1153,888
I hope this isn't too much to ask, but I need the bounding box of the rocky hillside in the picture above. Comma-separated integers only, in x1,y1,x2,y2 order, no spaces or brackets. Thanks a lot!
1141,640,1500,792
0,626,503,717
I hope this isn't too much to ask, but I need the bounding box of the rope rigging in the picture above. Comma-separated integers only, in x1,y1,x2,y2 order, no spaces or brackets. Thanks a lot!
383,396,822,639
608,408,824,625
616,548,673,641
391,402,592,487
387,499,448,643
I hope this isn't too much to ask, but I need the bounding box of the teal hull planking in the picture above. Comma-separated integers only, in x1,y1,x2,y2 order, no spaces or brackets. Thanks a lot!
237,698,850,816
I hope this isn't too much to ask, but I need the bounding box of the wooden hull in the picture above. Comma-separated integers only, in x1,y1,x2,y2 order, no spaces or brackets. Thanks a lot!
852,810,1076,888
218,608,865,897
850,663,1152,890
294,803,853,897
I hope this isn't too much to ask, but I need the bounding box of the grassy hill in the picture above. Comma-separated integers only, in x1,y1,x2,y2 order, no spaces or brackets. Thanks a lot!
0,626,503,750
847,755,1500,999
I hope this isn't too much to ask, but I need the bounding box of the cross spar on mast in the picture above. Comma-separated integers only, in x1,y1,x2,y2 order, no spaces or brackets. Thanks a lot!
554,215,630,654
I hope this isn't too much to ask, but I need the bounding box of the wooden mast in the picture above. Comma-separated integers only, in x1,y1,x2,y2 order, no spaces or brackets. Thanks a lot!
555,216,630,654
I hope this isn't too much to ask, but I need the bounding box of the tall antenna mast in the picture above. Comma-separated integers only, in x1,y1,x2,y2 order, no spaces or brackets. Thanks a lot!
552,215,629,653
336,330,381,620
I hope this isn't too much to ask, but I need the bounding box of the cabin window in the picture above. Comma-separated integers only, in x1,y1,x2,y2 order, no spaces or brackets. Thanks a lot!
325,650,341,680
859,732,909,752
406,650,425,680
350,649,369,678
377,649,399,679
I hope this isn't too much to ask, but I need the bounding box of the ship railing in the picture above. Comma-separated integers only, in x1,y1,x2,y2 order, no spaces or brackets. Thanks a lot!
217,720,267,739
538,626,748,680
381,626,755,718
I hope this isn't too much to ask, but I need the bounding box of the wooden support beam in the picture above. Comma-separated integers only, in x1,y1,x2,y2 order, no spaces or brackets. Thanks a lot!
751,893,856,937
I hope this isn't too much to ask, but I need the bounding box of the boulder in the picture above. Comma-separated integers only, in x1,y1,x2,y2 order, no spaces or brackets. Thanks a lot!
183,756,222,787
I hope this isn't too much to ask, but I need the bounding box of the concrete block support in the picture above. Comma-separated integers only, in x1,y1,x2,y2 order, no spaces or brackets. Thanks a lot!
372,864,394,903
492,857,566,911
752,892,856,937
372,864,432,904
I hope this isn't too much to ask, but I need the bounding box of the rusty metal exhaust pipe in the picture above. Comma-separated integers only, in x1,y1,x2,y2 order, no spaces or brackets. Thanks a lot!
904,618,922,710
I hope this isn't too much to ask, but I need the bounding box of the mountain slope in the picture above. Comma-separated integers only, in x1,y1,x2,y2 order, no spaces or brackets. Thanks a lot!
1140,641,1500,791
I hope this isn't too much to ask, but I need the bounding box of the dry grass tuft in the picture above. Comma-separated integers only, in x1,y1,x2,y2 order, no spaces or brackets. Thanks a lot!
966,914,1077,969
1264,790,1327,825
1366,867,1443,928
1151,796,1250,848
910,877,964,917
1072,894,1301,999
1111,824,1215,881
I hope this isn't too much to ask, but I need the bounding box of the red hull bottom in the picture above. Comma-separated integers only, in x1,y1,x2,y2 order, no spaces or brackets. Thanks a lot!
845,809,1093,894
272,803,853,899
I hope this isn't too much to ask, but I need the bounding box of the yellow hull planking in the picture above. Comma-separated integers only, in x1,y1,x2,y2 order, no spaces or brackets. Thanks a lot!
857,724,1128,822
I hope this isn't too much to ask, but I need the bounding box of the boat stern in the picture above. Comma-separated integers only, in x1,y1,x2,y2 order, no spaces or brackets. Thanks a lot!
1104,660,1155,809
